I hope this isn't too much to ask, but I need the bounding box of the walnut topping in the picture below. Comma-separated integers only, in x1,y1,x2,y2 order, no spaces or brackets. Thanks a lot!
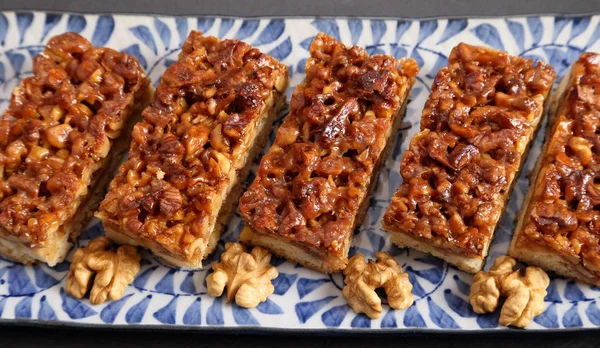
239,33,419,256
383,43,555,257
469,256,549,328
97,31,288,261
206,242,278,308
66,237,141,304
342,252,413,319
0,33,149,246
515,53,600,280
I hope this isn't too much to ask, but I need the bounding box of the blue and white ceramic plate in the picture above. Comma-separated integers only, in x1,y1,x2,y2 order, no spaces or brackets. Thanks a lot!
1,11,600,332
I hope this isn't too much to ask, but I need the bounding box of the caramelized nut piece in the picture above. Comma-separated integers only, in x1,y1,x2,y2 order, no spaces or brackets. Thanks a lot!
66,237,141,304
469,256,549,328
342,252,413,319
206,242,278,308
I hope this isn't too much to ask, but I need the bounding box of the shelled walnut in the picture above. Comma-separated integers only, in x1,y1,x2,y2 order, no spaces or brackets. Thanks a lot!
66,237,141,304
206,242,278,308
342,252,413,319
469,255,549,328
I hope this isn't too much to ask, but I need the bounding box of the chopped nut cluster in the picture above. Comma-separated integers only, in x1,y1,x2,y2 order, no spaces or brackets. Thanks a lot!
97,31,288,262
514,53,600,280
0,33,148,246
239,33,419,257
383,43,555,257
469,255,549,328
342,252,413,319
206,242,278,308
66,237,141,304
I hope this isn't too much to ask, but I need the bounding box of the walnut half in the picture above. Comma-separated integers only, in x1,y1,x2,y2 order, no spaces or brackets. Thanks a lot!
206,242,279,308
66,237,141,304
469,255,549,328
342,252,414,319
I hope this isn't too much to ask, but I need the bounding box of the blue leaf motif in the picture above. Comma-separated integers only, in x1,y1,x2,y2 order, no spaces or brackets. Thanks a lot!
413,266,443,284
206,297,224,325
367,230,385,251
295,296,336,323
396,21,412,42
428,297,460,329
553,17,570,42
476,311,500,328
0,298,6,317
100,294,133,323
351,314,371,328
180,272,196,294
299,37,314,51
38,295,57,320
296,57,308,74
155,269,175,294
418,20,438,44
60,288,97,319
8,264,36,295
297,278,329,299
272,272,297,295
197,18,215,33
438,19,467,44
16,13,34,44
393,45,407,59
126,295,151,324
268,37,292,61
411,49,424,72
544,280,561,302
175,18,188,46
91,15,115,47
133,266,157,289
533,303,558,328
371,20,387,44
426,55,448,80
381,310,397,328
6,52,24,76
0,13,8,45
506,20,525,52
586,22,600,49
453,275,471,296
121,44,147,70
256,298,283,315
585,301,600,326
562,305,583,328
67,15,86,34
312,19,340,41
154,18,171,50
406,269,426,298
321,305,348,327
232,304,259,325
253,19,285,46
183,298,202,325
33,265,59,289
444,289,476,317
218,18,235,38
130,25,158,55
236,19,260,40
471,24,504,50
526,17,543,46
403,304,426,327
153,297,177,324
15,296,32,318
564,281,587,301
569,17,591,43
42,14,62,42
348,19,363,45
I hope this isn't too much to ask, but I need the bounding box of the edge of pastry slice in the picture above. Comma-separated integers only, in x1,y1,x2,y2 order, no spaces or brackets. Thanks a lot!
238,32,419,273
509,52,600,286
96,31,289,269
0,33,151,266
382,43,556,273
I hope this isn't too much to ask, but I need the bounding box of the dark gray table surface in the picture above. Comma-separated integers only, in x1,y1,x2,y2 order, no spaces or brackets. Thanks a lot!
2,1,600,347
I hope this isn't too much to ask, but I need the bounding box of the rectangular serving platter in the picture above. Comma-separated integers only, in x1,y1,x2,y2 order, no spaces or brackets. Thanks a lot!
1,10,600,332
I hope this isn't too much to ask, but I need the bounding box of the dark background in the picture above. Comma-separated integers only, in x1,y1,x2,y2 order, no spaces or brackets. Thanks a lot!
1,0,600,347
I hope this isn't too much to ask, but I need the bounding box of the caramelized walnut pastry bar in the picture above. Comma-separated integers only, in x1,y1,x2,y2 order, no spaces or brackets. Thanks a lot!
383,43,556,273
509,53,600,286
97,31,289,269
0,33,151,266
239,33,419,273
